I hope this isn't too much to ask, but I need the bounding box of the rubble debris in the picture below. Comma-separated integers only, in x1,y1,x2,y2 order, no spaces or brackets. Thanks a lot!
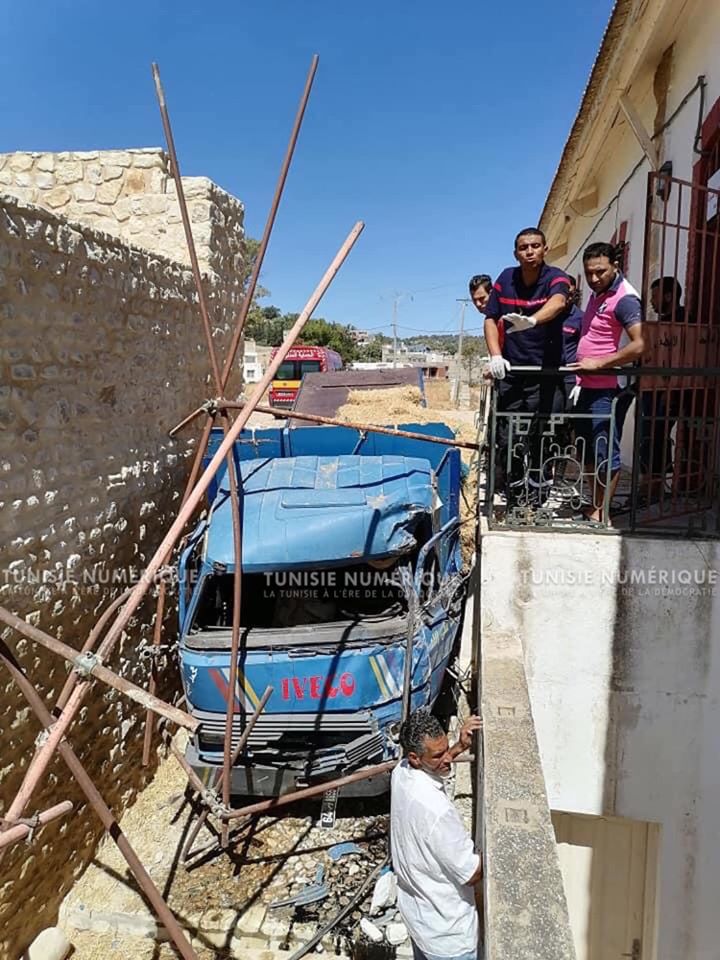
328,842,364,862
369,870,397,915
359,919,383,942
23,927,71,960
270,864,329,909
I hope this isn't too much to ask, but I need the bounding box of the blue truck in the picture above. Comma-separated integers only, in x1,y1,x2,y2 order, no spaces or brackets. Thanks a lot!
177,421,466,797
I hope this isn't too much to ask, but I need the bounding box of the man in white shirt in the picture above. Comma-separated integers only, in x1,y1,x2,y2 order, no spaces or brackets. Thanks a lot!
390,709,483,960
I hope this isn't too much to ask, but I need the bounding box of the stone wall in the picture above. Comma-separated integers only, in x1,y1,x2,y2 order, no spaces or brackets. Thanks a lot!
0,149,245,283
0,191,243,958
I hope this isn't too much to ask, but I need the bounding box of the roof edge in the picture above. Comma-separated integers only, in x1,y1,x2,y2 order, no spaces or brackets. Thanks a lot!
539,0,633,233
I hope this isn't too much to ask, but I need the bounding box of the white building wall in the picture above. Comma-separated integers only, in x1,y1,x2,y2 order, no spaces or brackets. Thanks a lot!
556,0,720,310
481,531,720,960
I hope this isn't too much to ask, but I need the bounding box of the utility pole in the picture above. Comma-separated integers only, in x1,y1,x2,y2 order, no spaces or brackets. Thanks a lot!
392,295,399,368
454,298,469,407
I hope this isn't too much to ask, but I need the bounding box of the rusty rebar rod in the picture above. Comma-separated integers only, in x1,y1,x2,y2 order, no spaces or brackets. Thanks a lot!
220,54,319,390
181,686,272,862
150,72,231,788
55,587,134,712
97,222,364,662
152,62,224,394
272,404,479,448
170,400,480,450
220,438,243,848
169,403,210,438
222,758,396,821
0,641,197,960
0,801,74,850
218,744,471,825
152,69,239,792
140,410,217,764
0,607,198,732
141,579,166,767
166,734,218,803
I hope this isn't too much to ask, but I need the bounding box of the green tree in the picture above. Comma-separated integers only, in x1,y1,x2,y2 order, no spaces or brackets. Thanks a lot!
296,318,357,364
462,340,482,386
356,339,383,362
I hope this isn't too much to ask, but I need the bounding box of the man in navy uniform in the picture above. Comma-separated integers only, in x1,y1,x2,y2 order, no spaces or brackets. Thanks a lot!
484,227,571,504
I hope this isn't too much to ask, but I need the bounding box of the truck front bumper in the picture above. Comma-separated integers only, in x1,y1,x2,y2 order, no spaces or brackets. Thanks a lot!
184,740,393,798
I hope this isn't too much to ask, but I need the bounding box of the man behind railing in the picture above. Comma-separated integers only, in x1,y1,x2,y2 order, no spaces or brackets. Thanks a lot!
568,242,644,522
483,227,571,506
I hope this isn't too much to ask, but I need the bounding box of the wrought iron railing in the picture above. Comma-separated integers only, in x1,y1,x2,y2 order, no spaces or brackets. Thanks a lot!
482,366,720,536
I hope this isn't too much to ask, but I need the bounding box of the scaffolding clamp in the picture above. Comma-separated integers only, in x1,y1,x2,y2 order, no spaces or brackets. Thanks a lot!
73,650,102,678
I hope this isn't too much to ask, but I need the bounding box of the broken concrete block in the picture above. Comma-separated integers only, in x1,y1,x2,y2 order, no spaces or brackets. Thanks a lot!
360,918,384,943
198,907,238,946
229,946,278,960
369,870,397,914
109,911,158,938
237,903,267,934
261,913,292,940
23,927,71,960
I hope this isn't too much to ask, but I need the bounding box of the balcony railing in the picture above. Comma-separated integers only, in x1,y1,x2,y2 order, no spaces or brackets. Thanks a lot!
479,366,720,537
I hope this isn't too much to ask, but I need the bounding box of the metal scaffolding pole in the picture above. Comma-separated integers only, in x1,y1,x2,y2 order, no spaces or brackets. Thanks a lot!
0,222,363,831
0,641,198,960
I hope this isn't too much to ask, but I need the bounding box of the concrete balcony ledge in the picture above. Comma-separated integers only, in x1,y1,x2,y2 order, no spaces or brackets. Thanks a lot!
481,630,577,960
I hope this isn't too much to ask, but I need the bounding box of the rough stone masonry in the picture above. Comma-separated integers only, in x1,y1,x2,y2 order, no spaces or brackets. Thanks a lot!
0,149,246,958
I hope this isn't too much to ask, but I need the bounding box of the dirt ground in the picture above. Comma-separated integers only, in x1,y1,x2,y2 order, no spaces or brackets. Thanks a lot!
61,751,390,959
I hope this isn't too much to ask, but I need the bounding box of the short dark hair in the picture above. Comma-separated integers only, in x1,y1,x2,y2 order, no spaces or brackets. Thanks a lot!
514,227,546,249
651,276,683,302
399,709,444,756
583,241,621,263
469,274,493,295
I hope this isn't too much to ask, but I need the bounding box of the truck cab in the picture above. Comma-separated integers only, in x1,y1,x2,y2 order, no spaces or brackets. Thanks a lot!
178,423,465,797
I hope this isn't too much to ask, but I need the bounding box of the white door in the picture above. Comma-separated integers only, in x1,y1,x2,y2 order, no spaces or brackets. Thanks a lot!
551,811,659,960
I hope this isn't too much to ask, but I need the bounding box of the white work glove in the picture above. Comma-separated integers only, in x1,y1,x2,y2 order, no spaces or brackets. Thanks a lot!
488,355,511,380
568,384,581,406
503,312,537,334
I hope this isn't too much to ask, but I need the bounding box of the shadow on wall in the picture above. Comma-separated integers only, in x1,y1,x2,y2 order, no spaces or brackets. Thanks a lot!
599,535,718,960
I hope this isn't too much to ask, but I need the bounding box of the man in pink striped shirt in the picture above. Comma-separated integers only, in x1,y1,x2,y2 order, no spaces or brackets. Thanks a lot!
569,242,644,522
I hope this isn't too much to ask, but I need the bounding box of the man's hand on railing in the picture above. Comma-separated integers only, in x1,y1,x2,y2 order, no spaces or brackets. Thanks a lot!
503,312,537,334
487,355,511,380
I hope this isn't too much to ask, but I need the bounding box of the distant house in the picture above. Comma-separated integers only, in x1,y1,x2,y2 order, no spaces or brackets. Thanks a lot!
243,341,274,384
243,339,262,383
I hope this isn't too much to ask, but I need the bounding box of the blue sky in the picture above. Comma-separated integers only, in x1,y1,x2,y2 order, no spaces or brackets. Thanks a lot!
1,0,612,339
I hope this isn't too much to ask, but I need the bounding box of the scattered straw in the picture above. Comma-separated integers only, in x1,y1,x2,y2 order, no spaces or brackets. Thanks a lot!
337,386,477,445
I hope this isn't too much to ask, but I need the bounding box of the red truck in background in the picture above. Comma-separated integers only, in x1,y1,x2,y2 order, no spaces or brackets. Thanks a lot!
269,345,343,408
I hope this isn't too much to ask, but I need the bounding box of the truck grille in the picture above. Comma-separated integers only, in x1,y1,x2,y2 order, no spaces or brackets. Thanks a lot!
194,709,375,749
193,709,383,774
